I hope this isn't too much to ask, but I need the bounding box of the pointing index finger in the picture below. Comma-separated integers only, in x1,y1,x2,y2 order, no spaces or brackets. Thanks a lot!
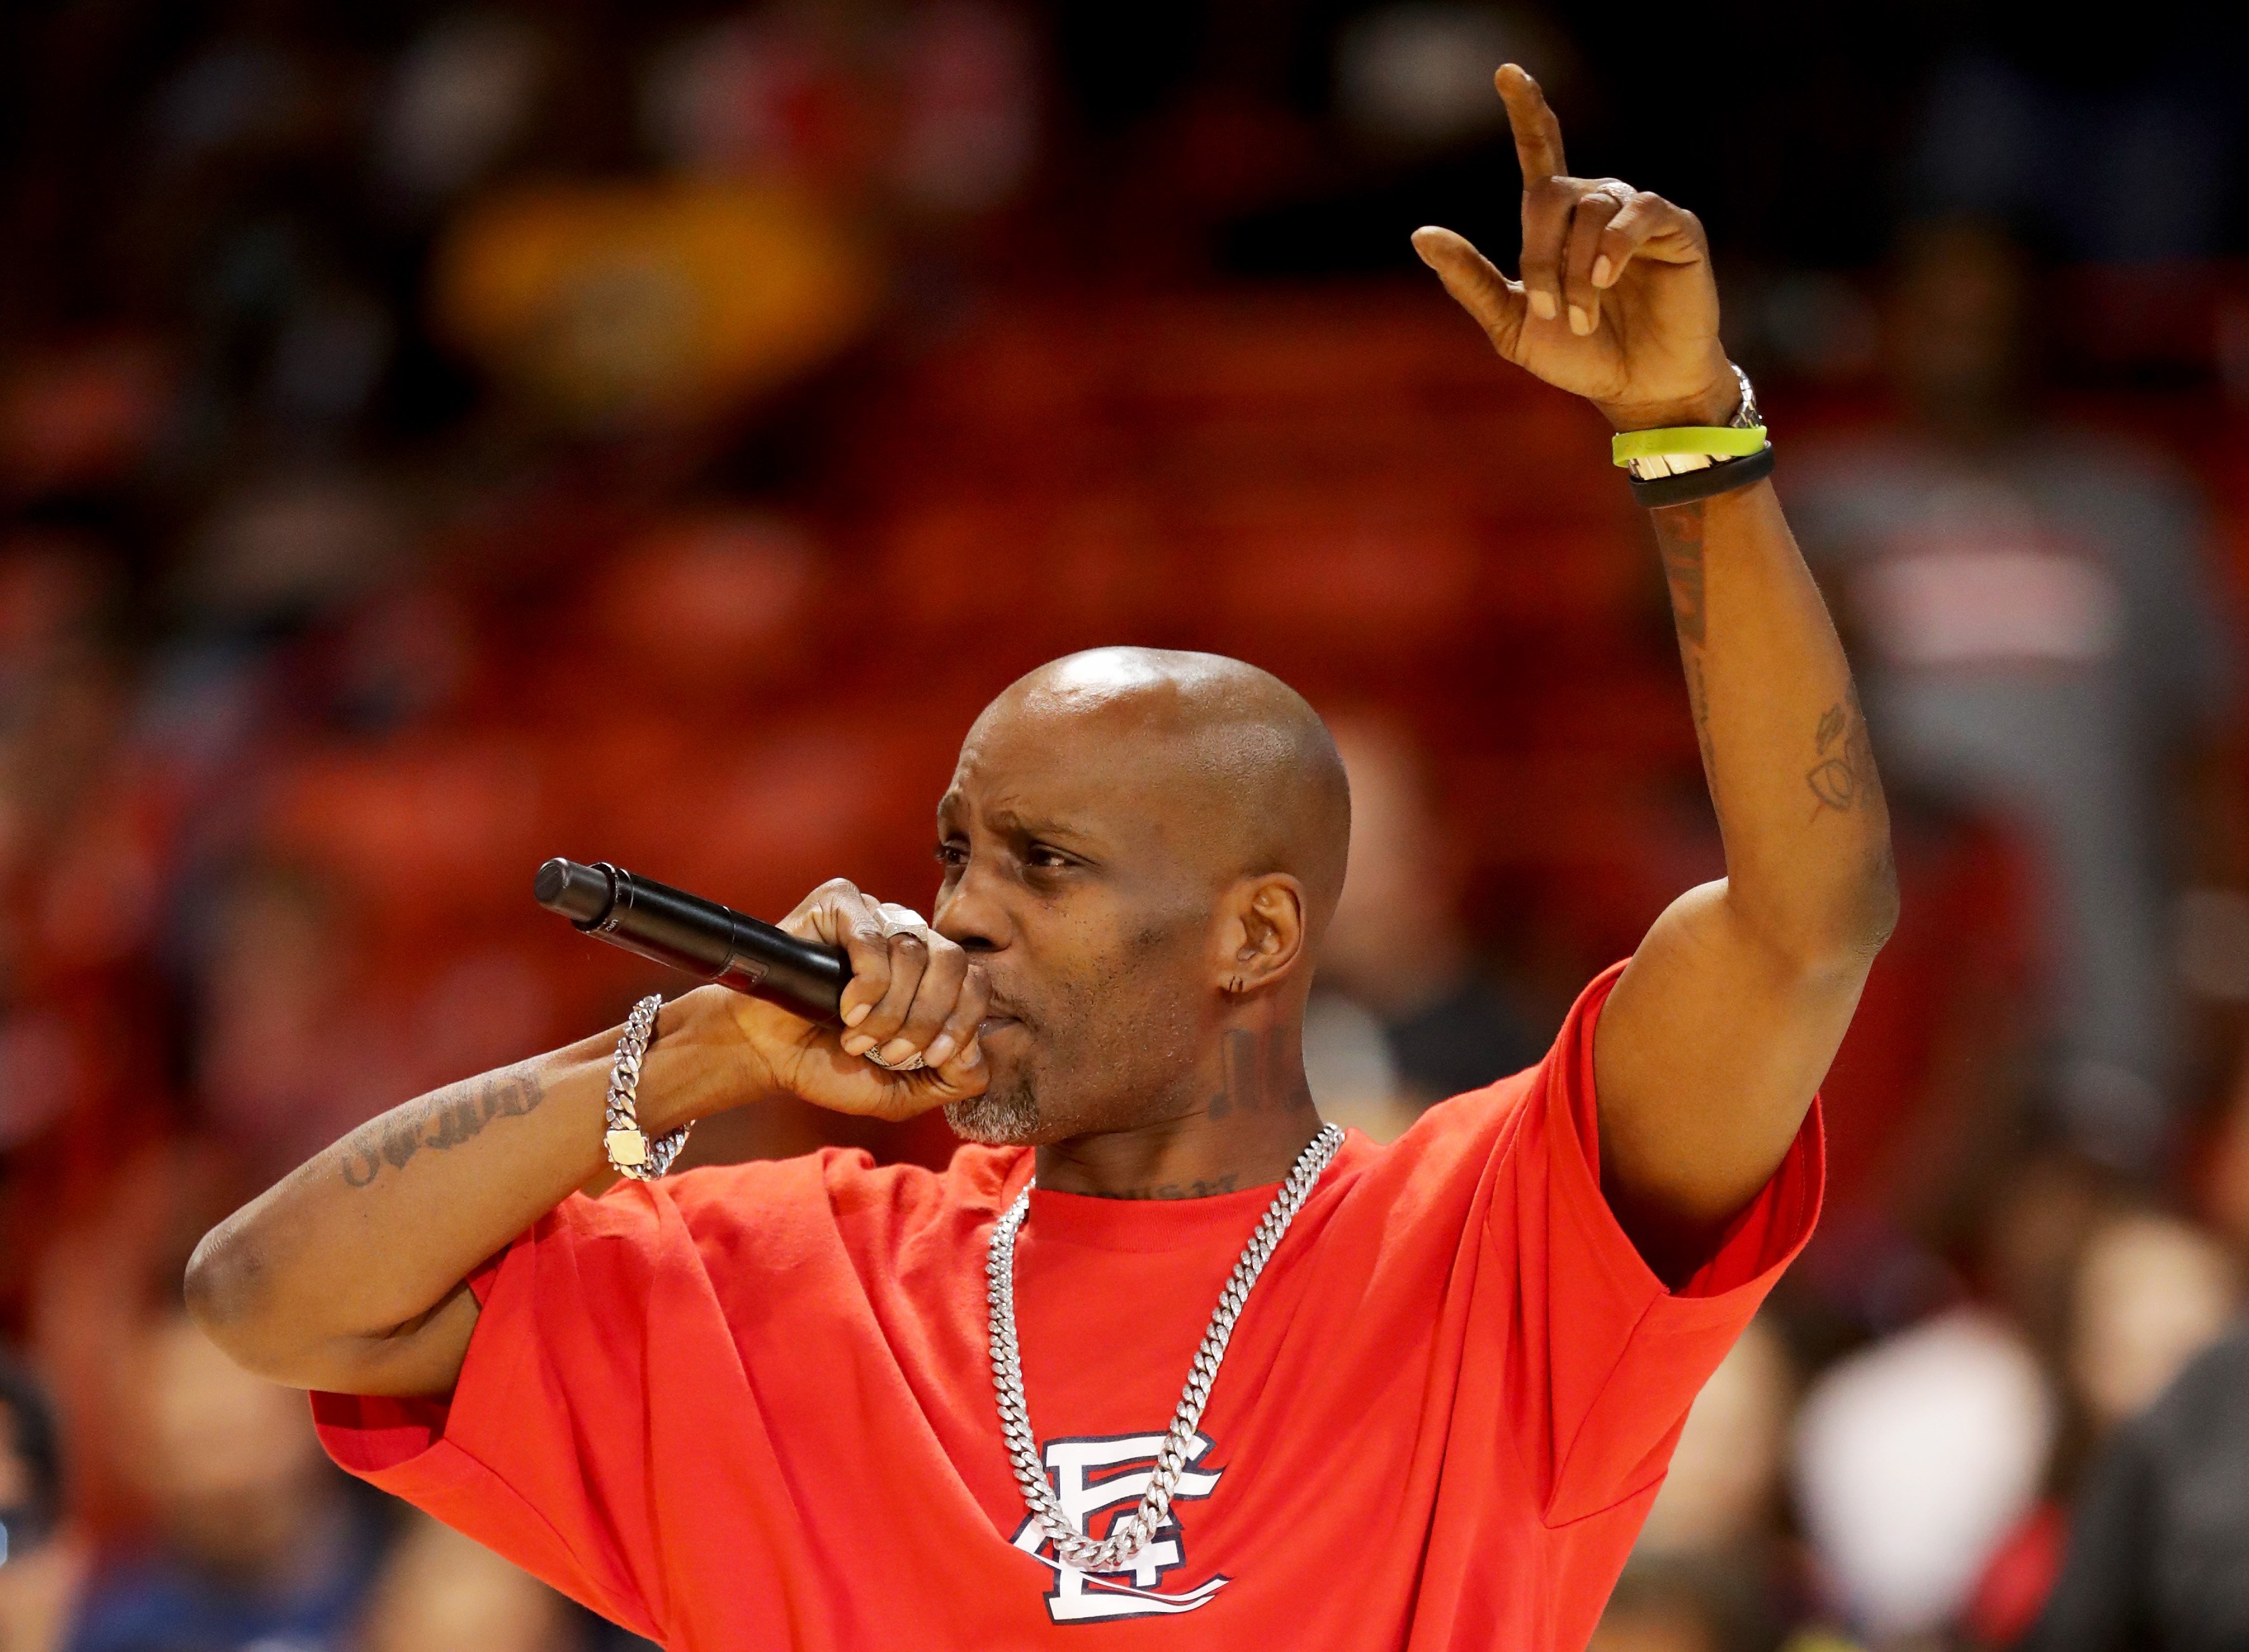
1497,63,1566,183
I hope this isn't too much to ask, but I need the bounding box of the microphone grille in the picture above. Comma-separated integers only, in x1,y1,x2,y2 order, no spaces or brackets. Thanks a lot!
534,858,612,924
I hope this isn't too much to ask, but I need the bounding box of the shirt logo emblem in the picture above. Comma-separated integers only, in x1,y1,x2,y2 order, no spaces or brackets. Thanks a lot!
1009,1431,1229,1622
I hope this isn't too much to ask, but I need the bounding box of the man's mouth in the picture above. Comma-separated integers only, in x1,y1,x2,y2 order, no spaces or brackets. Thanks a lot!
977,997,1030,1044
980,985,1032,1023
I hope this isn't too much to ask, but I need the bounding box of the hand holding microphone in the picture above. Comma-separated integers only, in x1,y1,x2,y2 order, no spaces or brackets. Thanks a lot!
537,860,988,1118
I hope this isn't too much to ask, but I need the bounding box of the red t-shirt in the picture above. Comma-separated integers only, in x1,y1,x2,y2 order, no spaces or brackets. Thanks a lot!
313,966,1821,1648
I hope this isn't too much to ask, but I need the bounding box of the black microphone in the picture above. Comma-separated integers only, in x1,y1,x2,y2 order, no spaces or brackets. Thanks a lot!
534,858,848,1024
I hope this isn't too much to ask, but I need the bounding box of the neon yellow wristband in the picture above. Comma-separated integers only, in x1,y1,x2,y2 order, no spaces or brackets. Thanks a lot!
1611,425,1770,466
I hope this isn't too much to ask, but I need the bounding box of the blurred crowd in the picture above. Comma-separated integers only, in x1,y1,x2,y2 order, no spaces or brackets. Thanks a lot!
5,1,2249,1649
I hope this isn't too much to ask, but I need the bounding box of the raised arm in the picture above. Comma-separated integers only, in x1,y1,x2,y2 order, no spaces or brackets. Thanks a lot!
1414,67,1894,1280
185,882,988,1396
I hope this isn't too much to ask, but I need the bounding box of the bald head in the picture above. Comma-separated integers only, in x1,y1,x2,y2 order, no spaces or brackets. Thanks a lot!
981,648,1353,936
933,648,1353,1146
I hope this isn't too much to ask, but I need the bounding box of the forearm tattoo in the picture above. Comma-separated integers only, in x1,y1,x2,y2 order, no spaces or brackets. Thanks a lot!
1806,686,1880,816
1655,500,1879,820
1653,501,1717,778
1653,499,1708,647
337,1068,547,1189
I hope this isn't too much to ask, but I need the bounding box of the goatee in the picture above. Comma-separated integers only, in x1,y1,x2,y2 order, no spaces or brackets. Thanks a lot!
945,1082,1042,1146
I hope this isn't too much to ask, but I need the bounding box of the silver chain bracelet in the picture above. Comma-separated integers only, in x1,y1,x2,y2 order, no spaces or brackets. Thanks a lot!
602,993,692,1180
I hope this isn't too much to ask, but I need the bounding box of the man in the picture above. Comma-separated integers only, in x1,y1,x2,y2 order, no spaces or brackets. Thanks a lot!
2029,1326,2249,1652
67,1313,386,1652
0,1357,82,1652
1313,715,1545,1131
185,67,1893,1648
1789,219,2238,1171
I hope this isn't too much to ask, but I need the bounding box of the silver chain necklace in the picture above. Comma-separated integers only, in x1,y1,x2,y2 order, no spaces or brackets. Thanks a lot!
985,1124,1346,1575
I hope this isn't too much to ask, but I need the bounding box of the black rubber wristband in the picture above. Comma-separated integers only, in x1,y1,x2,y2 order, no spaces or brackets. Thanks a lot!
1627,443,1776,509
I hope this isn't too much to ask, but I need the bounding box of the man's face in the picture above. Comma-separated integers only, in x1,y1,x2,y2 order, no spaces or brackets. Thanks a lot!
932,697,1224,1144
133,1318,327,1577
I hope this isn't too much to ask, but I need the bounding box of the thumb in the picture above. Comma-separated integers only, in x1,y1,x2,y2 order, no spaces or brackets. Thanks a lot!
922,1032,987,1101
1413,226,1527,357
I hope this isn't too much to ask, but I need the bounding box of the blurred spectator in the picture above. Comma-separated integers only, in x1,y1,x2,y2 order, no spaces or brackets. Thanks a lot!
2028,1326,2249,1652
638,2,1039,219
123,14,394,471
357,1514,581,1652
69,1313,382,1652
1791,220,2244,1170
188,861,397,1179
1792,1193,2241,1648
1792,1309,2057,1642
2065,1209,2239,1435
0,537,129,967
1308,715,1542,1138
430,174,879,434
0,341,173,504
1974,1150,2121,1370
1960,1203,2240,1646
1638,1318,1795,1562
0,535,177,1335
0,1357,84,1652
24,1139,240,1540
374,13,555,216
177,471,404,634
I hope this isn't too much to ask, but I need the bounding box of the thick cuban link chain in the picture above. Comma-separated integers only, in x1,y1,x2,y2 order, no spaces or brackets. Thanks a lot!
987,1122,1346,1575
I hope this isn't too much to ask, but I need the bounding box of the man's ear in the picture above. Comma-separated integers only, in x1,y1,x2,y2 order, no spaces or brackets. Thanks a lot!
1215,875,1309,996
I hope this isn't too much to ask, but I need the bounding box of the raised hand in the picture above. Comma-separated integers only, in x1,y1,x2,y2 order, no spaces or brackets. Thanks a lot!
1413,64,1737,431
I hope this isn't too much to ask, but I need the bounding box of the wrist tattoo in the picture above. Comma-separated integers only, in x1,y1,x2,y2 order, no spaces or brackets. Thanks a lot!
337,1068,547,1189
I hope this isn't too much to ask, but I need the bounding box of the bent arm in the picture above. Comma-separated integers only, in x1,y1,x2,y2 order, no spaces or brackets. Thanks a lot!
187,876,994,1399
1595,476,1895,1278
184,989,760,1398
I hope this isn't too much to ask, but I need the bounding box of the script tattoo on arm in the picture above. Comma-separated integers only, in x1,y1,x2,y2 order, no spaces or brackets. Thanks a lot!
1653,501,1717,778
336,1068,548,1190
1806,685,1880,817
